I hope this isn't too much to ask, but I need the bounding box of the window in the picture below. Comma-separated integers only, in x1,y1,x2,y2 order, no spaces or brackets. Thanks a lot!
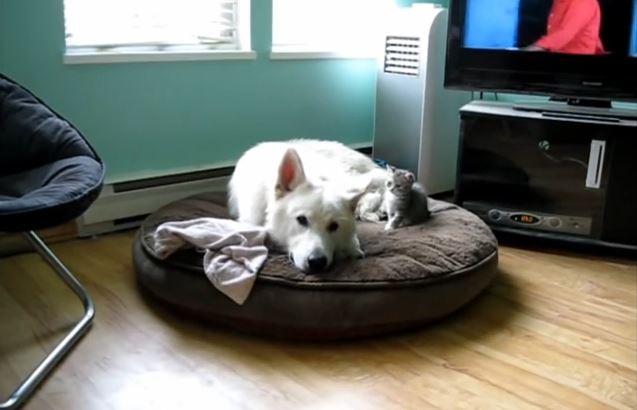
272,0,393,58
63,0,253,63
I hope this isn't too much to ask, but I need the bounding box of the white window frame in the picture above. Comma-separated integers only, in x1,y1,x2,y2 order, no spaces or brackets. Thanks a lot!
63,0,255,65
271,0,392,60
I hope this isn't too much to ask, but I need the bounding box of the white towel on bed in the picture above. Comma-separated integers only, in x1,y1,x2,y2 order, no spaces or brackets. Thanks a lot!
152,217,268,305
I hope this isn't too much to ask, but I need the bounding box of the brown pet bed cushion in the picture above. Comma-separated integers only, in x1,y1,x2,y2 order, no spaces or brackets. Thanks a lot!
134,192,498,340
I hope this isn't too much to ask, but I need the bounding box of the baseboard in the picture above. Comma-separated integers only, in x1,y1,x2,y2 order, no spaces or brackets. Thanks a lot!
77,174,230,237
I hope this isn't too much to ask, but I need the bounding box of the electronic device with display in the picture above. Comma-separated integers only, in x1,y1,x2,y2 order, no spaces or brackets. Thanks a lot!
446,0,637,251
455,101,637,251
445,0,637,104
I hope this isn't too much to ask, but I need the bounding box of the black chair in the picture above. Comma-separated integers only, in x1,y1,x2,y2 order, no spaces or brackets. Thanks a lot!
0,74,105,409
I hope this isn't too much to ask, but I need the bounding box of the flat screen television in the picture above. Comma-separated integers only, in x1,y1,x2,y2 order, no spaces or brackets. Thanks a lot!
444,0,637,103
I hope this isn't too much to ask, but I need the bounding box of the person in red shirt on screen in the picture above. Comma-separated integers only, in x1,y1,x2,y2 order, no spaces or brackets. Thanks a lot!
524,0,605,54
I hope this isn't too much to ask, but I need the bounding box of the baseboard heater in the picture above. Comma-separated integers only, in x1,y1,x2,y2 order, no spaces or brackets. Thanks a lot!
77,144,373,237
76,166,233,237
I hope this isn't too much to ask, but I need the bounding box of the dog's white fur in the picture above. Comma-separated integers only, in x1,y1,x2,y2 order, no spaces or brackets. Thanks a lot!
228,139,387,272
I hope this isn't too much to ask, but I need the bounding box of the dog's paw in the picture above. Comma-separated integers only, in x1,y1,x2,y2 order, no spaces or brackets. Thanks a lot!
337,246,365,260
339,236,366,260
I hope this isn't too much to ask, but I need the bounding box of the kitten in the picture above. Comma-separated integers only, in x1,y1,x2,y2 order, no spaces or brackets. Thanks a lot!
383,166,430,230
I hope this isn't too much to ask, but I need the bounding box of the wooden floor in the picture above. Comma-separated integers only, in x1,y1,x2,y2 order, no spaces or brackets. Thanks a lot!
0,232,635,410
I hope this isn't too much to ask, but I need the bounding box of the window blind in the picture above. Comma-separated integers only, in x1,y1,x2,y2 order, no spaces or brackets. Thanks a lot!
64,0,239,50
272,0,390,54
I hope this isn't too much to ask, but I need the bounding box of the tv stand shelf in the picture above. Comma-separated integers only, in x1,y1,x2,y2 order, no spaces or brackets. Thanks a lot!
454,100,637,252
512,100,637,121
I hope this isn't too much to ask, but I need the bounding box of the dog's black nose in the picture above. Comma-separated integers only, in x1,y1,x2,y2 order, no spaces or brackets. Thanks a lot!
308,255,328,272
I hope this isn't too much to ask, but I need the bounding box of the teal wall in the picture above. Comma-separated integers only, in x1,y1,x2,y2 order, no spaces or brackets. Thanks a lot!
0,0,377,182
3,0,631,182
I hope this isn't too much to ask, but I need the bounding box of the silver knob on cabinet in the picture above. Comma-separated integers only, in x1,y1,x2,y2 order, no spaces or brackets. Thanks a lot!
488,209,502,221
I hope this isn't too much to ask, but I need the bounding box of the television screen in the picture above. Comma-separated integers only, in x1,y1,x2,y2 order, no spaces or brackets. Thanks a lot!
445,0,637,102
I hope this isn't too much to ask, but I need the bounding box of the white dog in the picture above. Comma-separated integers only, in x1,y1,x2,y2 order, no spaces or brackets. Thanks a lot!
228,139,387,272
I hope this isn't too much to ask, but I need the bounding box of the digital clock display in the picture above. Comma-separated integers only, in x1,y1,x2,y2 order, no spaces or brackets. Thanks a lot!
510,214,540,224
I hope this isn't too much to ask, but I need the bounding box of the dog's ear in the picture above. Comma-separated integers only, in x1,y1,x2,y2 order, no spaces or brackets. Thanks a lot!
344,176,372,213
276,148,306,197
344,189,367,213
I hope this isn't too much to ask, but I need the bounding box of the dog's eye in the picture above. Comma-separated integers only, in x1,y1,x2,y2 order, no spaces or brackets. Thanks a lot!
386,181,393,188
327,222,339,232
296,215,309,227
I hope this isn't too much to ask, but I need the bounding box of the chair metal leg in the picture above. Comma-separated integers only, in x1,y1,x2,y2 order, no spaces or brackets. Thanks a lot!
0,231,95,410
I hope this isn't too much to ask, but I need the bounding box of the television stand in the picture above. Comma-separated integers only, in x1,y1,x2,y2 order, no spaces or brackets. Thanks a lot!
455,100,637,253
548,96,612,109
512,100,637,121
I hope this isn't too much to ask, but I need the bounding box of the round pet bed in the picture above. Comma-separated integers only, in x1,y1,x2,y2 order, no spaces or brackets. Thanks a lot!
134,192,498,340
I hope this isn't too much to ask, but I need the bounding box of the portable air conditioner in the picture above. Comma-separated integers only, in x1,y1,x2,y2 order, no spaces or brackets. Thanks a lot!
373,4,471,194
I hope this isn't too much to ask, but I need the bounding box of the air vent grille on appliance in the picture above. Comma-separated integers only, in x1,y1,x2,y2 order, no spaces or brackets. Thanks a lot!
383,36,420,76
